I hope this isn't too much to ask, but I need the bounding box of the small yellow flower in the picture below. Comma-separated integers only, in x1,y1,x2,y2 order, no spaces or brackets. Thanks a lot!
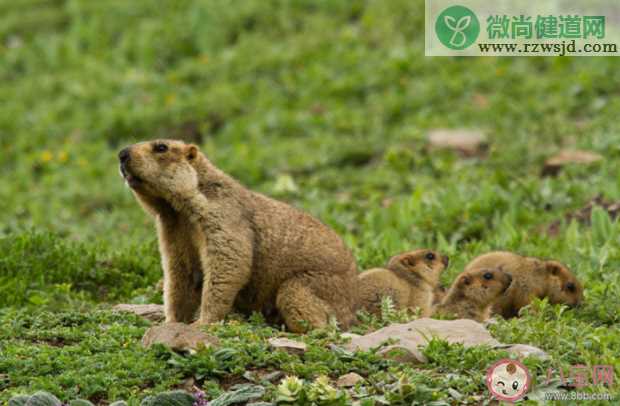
58,151,68,163
40,151,53,163
199,54,209,64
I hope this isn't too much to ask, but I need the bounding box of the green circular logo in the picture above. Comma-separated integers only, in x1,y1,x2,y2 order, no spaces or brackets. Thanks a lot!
435,5,480,50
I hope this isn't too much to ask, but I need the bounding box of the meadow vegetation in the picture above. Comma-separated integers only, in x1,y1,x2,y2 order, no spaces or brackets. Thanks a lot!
1,0,619,404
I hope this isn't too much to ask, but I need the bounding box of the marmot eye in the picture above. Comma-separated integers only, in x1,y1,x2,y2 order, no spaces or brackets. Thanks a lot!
483,272,493,280
153,143,168,153
512,381,519,390
566,282,576,292
425,252,436,261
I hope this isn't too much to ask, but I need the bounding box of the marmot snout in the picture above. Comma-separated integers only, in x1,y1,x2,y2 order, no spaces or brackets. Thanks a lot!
358,249,448,316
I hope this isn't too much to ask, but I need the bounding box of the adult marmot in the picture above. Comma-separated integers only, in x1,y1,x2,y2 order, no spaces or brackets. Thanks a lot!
358,249,448,316
118,139,359,332
434,267,513,322
464,251,583,318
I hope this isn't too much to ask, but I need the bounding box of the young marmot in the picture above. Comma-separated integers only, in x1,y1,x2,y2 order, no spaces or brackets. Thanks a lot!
119,139,359,333
434,267,513,322
358,249,449,316
464,251,584,318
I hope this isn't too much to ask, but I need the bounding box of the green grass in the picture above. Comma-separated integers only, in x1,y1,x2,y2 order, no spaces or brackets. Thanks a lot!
1,0,620,404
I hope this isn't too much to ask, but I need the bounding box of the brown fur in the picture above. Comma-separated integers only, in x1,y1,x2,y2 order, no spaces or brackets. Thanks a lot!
357,249,448,316
432,285,447,305
119,139,359,333
464,252,584,318
434,267,513,322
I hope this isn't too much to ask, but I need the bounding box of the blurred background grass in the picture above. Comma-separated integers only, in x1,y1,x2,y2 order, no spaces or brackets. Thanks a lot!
1,0,620,319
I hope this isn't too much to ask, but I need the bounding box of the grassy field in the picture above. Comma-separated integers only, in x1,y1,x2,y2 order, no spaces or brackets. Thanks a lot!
1,0,620,404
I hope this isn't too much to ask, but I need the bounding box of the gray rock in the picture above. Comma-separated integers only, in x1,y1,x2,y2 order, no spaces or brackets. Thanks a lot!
268,337,307,355
113,304,165,322
496,343,550,360
141,322,219,351
336,372,364,387
344,318,500,354
377,344,427,364
343,318,549,365
543,149,603,176
428,129,488,157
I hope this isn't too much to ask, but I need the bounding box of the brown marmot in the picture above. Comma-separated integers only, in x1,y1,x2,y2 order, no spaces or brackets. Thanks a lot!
118,139,359,332
434,267,513,322
357,249,448,316
464,251,584,318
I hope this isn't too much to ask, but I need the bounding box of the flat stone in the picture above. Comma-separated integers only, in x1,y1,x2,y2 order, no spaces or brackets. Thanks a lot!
542,149,603,176
343,318,548,365
377,344,427,364
141,322,219,351
428,129,488,157
268,337,307,355
336,372,364,387
496,344,550,360
344,318,500,354
113,304,165,322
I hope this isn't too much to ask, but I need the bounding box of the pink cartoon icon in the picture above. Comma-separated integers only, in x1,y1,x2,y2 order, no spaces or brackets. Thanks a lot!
487,359,531,402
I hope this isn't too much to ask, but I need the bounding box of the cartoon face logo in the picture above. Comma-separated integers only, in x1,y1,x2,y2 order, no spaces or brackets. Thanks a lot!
486,359,531,402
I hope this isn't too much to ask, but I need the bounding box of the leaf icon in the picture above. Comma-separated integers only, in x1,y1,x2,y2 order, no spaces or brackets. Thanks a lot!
456,16,471,31
444,15,458,31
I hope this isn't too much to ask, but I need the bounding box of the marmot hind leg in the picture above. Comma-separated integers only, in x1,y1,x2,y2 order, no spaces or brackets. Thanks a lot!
276,278,333,333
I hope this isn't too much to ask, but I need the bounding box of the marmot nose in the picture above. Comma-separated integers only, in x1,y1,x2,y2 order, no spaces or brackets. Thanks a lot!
118,148,131,164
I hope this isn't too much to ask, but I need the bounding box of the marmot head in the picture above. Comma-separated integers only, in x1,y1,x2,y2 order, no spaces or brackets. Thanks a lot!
386,249,449,285
118,139,201,200
543,260,584,307
455,267,513,306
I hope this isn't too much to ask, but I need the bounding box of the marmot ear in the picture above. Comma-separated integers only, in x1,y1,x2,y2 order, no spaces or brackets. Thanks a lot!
545,261,563,276
460,275,471,286
402,255,415,267
187,144,198,161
